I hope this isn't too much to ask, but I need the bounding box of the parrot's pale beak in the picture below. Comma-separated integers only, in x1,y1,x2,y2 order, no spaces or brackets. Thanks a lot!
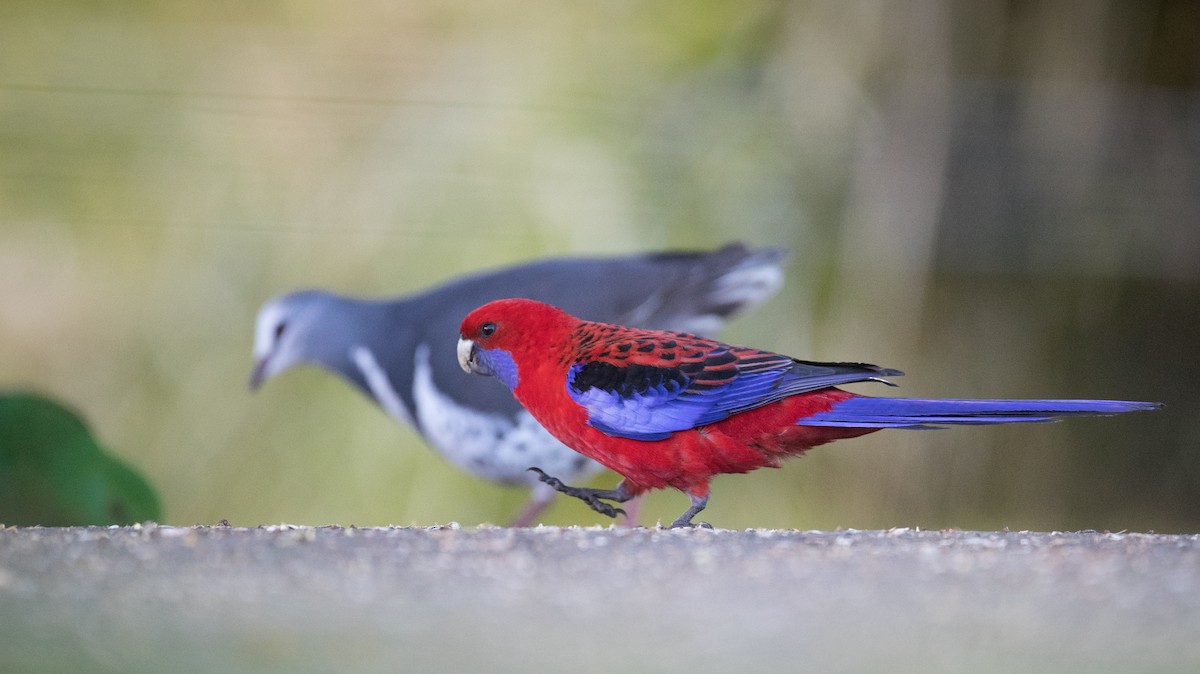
457,337,492,376
248,357,269,391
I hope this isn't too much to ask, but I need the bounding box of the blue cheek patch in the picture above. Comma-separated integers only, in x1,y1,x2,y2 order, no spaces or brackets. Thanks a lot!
481,348,519,390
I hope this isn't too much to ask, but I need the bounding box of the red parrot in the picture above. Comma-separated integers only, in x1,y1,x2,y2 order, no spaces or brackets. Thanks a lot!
457,298,1161,528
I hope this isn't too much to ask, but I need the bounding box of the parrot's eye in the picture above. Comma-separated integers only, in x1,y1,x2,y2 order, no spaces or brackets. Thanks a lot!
480,322,497,337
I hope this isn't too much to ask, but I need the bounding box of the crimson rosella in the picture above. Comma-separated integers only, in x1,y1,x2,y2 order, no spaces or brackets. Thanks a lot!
250,244,785,525
458,298,1161,528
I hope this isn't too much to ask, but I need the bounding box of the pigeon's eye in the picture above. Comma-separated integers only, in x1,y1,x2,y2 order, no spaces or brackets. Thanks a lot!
480,322,497,338
274,323,286,340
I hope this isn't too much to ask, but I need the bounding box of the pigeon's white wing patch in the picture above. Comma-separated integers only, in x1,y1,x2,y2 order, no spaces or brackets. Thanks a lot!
351,345,416,427
411,343,604,487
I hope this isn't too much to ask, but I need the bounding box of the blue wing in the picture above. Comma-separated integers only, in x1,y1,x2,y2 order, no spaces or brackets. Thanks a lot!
565,348,901,441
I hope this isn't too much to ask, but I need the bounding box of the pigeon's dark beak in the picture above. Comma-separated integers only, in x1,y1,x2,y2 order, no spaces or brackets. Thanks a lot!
248,357,269,391
457,337,492,377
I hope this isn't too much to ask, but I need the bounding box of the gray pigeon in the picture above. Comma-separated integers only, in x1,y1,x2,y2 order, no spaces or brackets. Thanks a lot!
249,244,786,525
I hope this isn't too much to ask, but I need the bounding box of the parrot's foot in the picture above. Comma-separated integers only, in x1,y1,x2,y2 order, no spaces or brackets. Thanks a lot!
668,493,710,529
528,467,631,520
669,520,715,530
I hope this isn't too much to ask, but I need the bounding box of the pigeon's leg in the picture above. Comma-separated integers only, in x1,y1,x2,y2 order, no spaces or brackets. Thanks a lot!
508,483,557,527
528,467,632,520
618,494,645,528
668,491,713,529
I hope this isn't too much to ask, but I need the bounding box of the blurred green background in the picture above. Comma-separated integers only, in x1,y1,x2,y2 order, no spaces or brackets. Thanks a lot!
1,1,1196,532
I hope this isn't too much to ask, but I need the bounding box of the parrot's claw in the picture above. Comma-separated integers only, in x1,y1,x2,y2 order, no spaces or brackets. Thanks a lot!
583,498,626,519
669,520,714,530
528,467,630,519
667,493,712,529
527,466,566,491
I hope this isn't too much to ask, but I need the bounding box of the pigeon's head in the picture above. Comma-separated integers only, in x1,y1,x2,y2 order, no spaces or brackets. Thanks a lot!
249,290,340,391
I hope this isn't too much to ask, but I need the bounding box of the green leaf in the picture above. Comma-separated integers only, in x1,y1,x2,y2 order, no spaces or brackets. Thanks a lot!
0,393,162,526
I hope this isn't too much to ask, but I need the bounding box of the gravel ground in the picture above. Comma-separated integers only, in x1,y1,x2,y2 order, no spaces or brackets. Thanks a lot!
1,524,1197,673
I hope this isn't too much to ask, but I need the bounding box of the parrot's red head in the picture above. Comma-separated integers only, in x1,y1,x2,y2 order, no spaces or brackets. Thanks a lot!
458,298,577,391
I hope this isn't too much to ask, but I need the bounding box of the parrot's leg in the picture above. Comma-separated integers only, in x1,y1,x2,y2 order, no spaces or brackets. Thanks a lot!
528,467,631,519
668,493,712,529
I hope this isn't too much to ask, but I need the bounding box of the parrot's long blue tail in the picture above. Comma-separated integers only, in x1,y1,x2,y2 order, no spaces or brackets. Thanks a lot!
799,397,1161,429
